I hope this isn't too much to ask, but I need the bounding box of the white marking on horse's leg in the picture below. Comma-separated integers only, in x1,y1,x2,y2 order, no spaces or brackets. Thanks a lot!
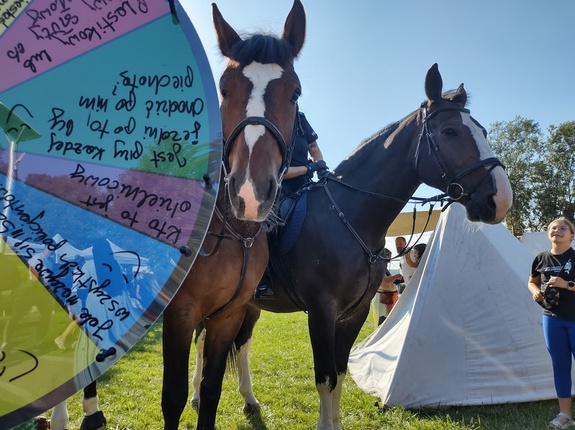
236,62,283,213
50,401,69,430
316,380,334,430
330,374,345,430
237,337,260,412
191,329,206,410
461,113,513,220
82,395,100,416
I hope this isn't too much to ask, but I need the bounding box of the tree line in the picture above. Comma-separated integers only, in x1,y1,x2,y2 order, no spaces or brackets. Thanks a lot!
488,117,575,235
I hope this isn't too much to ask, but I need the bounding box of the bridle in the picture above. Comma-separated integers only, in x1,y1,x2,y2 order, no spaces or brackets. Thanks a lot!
415,103,504,202
195,110,298,320
279,104,505,319
222,110,298,181
313,105,504,318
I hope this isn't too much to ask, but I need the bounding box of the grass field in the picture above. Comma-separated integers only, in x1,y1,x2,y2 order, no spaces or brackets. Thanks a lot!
57,310,560,429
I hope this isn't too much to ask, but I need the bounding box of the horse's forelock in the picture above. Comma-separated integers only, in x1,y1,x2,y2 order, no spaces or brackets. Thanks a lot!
228,34,295,65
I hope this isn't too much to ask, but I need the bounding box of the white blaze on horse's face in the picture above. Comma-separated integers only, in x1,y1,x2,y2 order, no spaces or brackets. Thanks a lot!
243,62,283,146
237,61,283,219
461,113,513,222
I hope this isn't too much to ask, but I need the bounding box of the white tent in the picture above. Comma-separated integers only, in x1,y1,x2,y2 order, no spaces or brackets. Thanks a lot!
349,204,573,408
521,231,549,257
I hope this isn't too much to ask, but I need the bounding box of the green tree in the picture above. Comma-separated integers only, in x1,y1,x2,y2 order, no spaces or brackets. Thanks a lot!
536,121,575,223
489,118,575,233
488,117,543,235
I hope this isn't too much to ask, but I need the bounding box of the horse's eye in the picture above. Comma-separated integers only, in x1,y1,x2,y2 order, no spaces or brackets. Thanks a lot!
291,90,301,103
442,128,456,136
220,89,229,99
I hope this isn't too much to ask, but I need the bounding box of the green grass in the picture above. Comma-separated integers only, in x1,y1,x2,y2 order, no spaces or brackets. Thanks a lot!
56,311,560,429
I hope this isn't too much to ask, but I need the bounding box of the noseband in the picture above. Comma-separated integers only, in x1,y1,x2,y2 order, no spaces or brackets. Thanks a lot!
222,113,297,179
415,104,504,201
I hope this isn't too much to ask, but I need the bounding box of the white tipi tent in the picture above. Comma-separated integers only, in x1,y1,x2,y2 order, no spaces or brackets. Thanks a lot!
521,231,550,257
349,204,573,407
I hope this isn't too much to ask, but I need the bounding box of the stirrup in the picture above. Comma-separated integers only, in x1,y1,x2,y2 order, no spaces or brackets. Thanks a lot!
254,285,274,299
550,412,575,429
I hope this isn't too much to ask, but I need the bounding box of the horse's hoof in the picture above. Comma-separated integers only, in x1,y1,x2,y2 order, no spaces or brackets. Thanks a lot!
191,399,200,412
79,410,107,430
36,416,50,430
243,402,261,415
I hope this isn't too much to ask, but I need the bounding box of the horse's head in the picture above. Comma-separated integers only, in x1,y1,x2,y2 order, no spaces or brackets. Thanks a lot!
212,1,305,222
415,64,512,223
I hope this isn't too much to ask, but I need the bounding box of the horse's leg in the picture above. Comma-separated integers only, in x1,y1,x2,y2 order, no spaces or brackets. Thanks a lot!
197,310,246,430
307,306,338,430
192,318,260,416
191,326,206,411
235,305,261,414
330,374,345,430
80,381,106,430
330,307,371,430
162,300,196,430
50,401,69,430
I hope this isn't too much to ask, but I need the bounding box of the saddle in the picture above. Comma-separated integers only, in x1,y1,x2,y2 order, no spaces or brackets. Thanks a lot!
260,186,311,309
273,190,309,255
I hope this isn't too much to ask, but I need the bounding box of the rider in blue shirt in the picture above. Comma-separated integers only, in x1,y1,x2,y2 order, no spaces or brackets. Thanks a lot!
280,111,326,196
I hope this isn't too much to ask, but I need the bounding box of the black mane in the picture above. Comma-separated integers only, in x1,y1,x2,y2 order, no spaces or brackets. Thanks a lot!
228,34,296,65
336,108,418,171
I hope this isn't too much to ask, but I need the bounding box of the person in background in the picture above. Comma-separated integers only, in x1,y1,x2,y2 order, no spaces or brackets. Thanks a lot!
528,217,575,429
394,237,407,293
395,236,407,270
409,243,427,279
375,248,403,325
395,236,416,283
395,238,428,292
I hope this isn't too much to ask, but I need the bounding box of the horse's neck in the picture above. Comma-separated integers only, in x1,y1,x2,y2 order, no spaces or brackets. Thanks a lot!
331,115,422,246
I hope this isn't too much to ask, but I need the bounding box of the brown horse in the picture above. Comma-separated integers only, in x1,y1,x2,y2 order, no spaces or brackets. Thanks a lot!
161,1,306,429
193,64,513,430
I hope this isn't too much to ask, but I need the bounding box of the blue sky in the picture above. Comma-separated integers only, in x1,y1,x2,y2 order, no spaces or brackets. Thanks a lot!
181,0,575,201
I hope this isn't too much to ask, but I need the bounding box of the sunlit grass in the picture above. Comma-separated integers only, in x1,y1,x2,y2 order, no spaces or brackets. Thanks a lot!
55,310,558,429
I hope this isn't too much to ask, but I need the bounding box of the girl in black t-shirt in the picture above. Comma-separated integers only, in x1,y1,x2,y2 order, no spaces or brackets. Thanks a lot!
528,217,575,428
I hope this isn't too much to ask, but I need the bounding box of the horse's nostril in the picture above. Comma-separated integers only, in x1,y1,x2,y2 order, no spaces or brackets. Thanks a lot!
228,176,237,195
267,179,277,201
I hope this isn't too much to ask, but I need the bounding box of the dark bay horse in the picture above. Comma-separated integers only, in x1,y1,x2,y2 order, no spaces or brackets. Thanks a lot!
193,63,513,430
161,1,307,430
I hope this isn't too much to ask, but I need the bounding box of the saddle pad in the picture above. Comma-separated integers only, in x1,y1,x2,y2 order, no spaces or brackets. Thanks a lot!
278,191,308,255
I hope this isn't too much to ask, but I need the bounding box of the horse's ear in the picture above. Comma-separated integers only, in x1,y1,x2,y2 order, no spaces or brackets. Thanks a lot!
452,83,468,107
282,0,306,57
424,63,443,103
212,3,242,59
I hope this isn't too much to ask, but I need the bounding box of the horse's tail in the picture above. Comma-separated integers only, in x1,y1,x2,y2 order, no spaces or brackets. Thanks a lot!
227,344,239,378
195,322,239,378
